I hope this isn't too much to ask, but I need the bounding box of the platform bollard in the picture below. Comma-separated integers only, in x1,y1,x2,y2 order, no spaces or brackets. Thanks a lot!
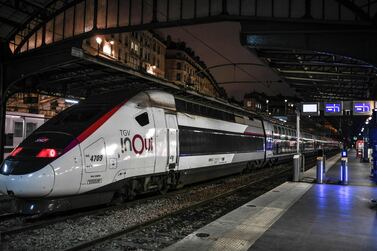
316,156,324,184
293,154,301,182
340,150,348,185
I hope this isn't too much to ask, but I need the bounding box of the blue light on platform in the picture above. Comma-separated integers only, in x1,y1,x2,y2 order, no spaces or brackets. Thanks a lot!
341,150,347,157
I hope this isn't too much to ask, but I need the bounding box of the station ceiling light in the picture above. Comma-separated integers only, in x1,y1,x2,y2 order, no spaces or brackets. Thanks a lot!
65,99,79,104
95,37,102,44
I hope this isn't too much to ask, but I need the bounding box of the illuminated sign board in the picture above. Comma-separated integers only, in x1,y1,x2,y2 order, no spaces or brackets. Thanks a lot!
353,101,374,115
324,102,342,116
301,103,319,116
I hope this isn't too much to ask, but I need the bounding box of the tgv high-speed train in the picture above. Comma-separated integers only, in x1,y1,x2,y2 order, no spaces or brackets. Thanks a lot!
0,89,340,214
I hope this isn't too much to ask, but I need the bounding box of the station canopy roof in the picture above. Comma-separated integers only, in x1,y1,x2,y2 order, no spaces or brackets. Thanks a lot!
254,47,377,101
0,0,75,41
1,0,377,103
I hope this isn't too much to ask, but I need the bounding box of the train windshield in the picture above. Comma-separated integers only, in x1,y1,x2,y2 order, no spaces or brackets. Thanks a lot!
0,104,113,175
39,104,112,136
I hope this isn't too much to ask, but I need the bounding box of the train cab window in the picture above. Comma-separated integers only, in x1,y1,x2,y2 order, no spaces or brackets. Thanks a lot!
135,112,149,127
14,122,23,137
273,126,278,134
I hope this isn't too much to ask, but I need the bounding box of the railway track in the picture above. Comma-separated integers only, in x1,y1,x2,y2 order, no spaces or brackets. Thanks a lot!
0,168,258,236
0,213,19,221
64,166,292,251
0,188,189,239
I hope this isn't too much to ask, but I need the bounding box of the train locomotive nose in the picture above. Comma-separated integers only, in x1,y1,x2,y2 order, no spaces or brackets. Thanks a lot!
0,164,55,197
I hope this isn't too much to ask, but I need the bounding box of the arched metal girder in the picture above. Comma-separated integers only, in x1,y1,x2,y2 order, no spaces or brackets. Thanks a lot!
241,24,377,66
9,0,377,55
333,0,371,22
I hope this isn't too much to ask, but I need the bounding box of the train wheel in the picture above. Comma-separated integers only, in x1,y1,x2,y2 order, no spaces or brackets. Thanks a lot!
158,177,169,195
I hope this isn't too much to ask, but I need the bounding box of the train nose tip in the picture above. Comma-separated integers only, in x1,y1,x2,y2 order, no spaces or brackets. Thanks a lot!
3,165,55,197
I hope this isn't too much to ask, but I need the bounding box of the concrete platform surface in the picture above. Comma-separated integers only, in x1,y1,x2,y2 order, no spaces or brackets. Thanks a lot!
249,184,377,251
164,182,313,251
165,152,377,251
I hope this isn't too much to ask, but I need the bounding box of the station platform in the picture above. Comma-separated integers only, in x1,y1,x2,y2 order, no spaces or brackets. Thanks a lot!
164,152,377,251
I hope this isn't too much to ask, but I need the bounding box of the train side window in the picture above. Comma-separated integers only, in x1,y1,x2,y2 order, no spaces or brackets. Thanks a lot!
14,122,23,137
135,112,149,127
5,133,13,146
26,122,37,137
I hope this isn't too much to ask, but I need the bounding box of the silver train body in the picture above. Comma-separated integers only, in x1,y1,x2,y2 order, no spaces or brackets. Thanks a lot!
0,90,340,214
4,112,45,158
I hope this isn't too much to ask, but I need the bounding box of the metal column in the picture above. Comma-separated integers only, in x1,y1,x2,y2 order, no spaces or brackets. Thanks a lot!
0,41,11,163
370,111,377,179
293,111,301,181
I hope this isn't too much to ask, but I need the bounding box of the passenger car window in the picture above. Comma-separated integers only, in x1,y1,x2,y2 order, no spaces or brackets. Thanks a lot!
135,112,149,126
14,122,23,137
26,122,37,137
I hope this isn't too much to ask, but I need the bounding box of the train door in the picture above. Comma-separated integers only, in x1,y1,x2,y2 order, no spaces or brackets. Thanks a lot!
152,108,168,174
80,138,108,192
165,113,178,171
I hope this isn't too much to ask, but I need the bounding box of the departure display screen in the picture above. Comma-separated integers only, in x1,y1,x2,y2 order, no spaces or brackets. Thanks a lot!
301,103,319,116
324,102,342,116
353,101,373,115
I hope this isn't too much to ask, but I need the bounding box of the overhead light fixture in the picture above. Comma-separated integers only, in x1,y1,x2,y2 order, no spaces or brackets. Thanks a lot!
65,99,79,104
96,37,102,44
103,42,112,55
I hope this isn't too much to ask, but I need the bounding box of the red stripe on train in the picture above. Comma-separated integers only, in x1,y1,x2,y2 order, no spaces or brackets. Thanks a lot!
64,100,127,153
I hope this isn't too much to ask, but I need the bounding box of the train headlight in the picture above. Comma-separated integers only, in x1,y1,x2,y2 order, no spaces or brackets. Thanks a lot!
2,163,9,175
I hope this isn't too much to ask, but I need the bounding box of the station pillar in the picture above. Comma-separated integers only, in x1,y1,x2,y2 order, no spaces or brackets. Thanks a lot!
293,110,301,182
362,127,370,162
316,149,325,184
0,40,11,163
370,111,377,179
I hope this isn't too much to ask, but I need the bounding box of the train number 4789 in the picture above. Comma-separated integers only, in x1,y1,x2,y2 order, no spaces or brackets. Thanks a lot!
90,155,103,162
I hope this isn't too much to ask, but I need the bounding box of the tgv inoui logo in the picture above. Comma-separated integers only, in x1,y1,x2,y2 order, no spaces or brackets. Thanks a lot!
354,103,371,113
